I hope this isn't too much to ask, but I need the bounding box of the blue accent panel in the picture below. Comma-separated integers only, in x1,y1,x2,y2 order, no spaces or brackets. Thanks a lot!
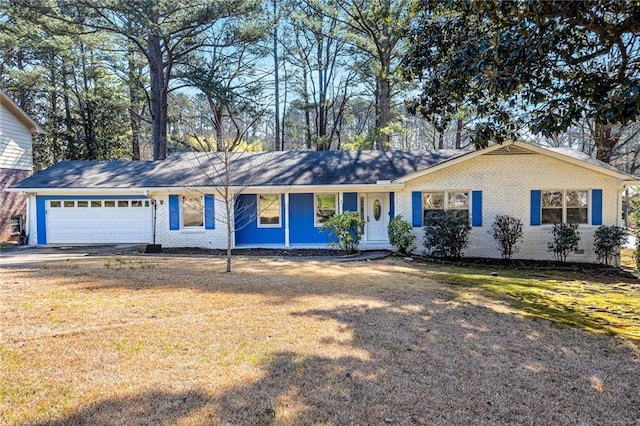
36,196,47,244
530,190,541,226
234,194,285,245
204,195,215,229
389,192,395,219
592,189,603,225
411,191,422,227
343,192,358,212
35,195,150,245
289,193,335,244
169,195,180,230
472,191,482,227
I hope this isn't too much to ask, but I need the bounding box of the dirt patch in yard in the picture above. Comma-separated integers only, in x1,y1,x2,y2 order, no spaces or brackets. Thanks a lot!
1,256,639,425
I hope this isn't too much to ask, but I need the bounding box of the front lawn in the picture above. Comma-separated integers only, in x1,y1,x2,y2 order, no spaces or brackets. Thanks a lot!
1,256,639,425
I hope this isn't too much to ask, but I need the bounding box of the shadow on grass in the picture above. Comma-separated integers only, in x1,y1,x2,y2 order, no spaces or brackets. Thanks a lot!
32,390,213,425
30,301,640,425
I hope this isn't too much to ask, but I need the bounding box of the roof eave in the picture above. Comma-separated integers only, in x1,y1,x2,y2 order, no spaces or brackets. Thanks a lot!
0,90,44,135
7,182,406,195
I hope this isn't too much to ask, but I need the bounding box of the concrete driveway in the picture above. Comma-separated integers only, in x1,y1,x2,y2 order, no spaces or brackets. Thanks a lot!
0,245,145,267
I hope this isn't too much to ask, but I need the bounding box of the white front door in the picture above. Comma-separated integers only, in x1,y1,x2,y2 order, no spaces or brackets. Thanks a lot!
365,193,388,241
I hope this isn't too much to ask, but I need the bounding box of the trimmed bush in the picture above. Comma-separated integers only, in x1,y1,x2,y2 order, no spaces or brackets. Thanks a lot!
593,225,627,266
633,237,640,270
387,215,415,255
423,211,471,259
490,215,524,260
320,211,365,254
547,223,580,262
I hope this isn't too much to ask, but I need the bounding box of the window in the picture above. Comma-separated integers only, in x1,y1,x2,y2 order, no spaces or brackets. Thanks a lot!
258,194,281,227
448,191,470,221
10,216,22,235
104,200,116,207
77,201,89,208
315,193,337,226
91,200,102,208
64,201,75,208
182,195,204,228
118,200,129,207
131,200,143,208
542,190,588,224
50,201,61,208
423,191,469,222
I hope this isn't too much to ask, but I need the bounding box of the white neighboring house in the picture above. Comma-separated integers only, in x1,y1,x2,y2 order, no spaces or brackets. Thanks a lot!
0,90,43,242
9,141,640,263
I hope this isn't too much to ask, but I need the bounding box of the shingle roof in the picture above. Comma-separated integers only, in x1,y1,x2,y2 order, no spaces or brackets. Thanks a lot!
11,149,467,189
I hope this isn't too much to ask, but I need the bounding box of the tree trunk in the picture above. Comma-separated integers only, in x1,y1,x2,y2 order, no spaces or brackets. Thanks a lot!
455,119,463,149
272,0,281,151
148,32,167,160
593,121,619,164
303,68,312,150
226,198,232,273
128,43,142,160
376,74,392,150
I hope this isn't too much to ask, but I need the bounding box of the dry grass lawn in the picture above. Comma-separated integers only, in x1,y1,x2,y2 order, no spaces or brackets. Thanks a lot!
1,255,639,425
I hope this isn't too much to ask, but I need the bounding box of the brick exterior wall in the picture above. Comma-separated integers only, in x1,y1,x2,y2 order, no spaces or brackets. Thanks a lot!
154,194,230,248
0,168,30,242
398,153,623,263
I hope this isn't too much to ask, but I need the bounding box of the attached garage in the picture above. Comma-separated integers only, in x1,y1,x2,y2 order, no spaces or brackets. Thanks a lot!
39,197,152,244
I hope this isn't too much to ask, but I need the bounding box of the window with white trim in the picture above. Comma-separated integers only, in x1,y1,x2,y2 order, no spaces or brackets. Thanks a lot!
315,193,337,226
258,194,281,227
182,195,204,228
423,191,469,223
10,216,22,235
541,190,588,224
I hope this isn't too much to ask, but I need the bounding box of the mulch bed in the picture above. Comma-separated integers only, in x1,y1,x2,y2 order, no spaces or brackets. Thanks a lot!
158,247,347,258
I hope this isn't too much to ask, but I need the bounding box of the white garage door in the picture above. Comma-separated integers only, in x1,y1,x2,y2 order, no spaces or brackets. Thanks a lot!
46,199,152,244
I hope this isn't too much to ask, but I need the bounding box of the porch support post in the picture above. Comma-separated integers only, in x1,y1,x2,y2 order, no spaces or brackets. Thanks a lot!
284,192,290,247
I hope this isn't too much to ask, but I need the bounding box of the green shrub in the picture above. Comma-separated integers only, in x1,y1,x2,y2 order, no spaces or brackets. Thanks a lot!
320,211,365,254
490,215,523,260
593,225,627,266
387,215,415,255
547,223,580,262
423,211,471,259
633,239,640,270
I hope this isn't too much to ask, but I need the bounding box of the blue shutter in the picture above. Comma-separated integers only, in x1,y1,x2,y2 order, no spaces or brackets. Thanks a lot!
169,195,180,230
389,192,395,219
471,191,482,227
343,192,358,212
36,196,47,244
204,195,215,229
530,190,541,226
592,189,603,225
412,191,423,227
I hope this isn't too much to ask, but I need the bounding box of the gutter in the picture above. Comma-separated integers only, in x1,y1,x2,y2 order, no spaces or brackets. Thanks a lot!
8,182,406,195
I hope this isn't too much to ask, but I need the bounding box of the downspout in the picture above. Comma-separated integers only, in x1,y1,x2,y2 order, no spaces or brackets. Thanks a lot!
152,199,157,244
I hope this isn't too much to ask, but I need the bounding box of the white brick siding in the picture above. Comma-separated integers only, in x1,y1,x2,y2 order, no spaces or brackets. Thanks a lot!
154,193,229,248
398,153,624,263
